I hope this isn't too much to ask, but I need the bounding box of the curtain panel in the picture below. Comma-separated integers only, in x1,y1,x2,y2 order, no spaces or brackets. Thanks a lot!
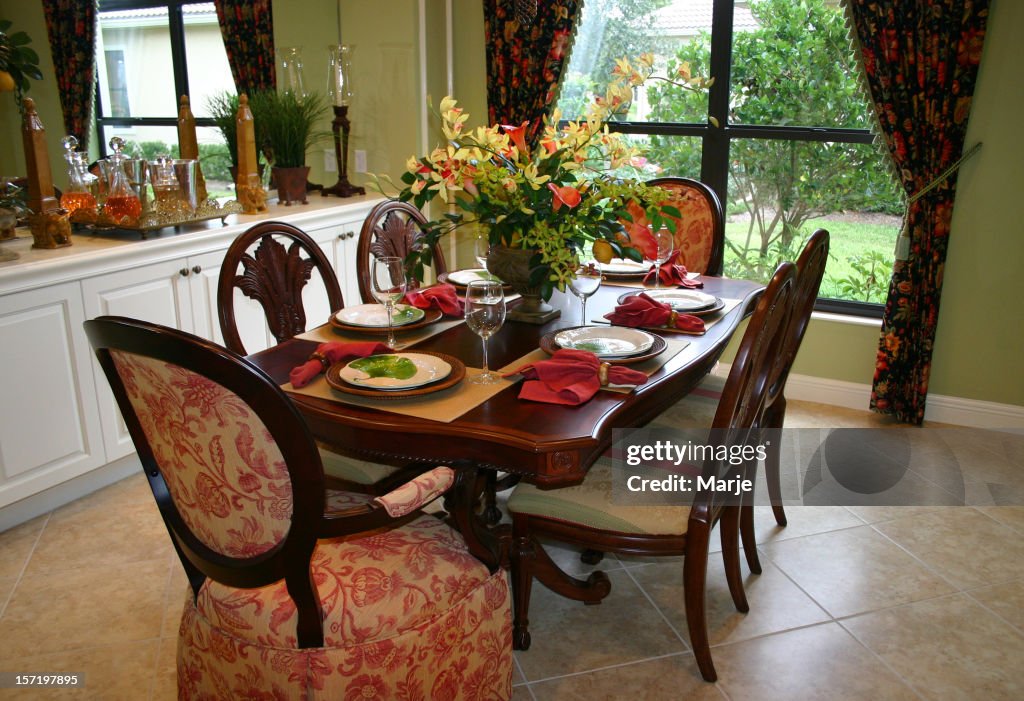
41,0,97,142
213,0,275,94
846,0,990,424
483,0,582,147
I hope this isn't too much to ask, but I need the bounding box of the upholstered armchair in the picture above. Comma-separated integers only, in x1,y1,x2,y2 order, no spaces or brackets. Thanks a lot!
86,316,513,700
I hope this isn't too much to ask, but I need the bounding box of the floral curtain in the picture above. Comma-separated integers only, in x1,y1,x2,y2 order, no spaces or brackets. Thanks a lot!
483,0,583,147
846,0,990,424
41,0,97,142
213,0,275,94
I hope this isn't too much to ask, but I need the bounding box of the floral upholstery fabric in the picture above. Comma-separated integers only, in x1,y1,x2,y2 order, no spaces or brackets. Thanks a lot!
374,466,455,518
178,514,513,700
110,350,291,558
663,186,716,274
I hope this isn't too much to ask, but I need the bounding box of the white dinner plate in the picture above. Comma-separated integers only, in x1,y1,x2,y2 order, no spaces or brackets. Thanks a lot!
446,268,504,286
337,353,453,390
334,303,425,328
641,288,719,312
596,259,652,276
553,327,656,358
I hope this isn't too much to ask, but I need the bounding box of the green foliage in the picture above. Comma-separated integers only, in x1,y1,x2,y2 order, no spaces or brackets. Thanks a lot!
558,0,673,118
247,90,328,168
641,0,904,294
116,140,232,183
0,19,44,112
826,250,893,303
205,91,240,168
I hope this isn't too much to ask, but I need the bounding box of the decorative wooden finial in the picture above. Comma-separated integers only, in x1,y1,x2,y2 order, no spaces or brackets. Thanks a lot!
22,98,72,248
177,94,208,203
21,98,59,215
235,93,266,213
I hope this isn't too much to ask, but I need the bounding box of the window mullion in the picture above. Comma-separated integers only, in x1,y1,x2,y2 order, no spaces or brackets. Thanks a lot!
167,2,190,100
700,0,736,207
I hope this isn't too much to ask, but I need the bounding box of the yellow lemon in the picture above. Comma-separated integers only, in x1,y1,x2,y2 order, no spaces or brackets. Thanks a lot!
0,71,15,93
592,239,613,264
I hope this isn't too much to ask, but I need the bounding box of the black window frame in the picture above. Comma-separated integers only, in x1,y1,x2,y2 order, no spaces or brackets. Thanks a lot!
95,0,220,157
585,0,889,319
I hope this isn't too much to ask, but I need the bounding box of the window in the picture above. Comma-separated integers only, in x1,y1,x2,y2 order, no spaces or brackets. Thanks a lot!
94,1,235,192
558,0,904,313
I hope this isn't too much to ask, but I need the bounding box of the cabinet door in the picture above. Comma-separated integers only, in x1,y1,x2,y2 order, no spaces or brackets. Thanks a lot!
184,249,229,346
310,218,362,308
0,283,106,508
82,259,195,460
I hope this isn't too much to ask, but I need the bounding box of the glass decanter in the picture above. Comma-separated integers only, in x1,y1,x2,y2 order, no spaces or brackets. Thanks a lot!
103,136,142,224
59,135,97,215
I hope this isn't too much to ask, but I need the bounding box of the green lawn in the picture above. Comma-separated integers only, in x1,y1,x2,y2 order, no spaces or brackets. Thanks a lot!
723,213,901,303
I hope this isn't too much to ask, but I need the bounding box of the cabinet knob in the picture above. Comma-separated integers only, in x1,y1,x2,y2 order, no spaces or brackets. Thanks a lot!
192,265,202,274
179,268,190,277
347,231,355,239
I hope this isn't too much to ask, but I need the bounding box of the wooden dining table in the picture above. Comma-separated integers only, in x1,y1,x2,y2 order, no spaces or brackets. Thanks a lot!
245,276,764,490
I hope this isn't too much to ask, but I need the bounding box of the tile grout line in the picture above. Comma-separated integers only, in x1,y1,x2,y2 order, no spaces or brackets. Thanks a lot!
833,617,932,701
0,510,53,621
519,650,690,687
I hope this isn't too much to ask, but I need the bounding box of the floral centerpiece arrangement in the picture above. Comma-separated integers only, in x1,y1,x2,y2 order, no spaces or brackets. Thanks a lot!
375,55,711,303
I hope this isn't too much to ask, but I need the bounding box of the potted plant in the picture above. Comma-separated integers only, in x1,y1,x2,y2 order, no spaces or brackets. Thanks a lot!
248,89,327,205
378,54,711,313
0,19,43,111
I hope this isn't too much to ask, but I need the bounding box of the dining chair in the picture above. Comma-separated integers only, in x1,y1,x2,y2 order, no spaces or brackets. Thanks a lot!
650,229,830,575
647,176,725,276
216,221,418,492
85,316,513,700
356,199,449,303
506,261,798,682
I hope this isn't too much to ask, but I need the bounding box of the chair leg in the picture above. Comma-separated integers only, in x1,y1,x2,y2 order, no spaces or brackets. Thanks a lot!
510,525,535,650
580,548,605,565
740,505,762,575
684,524,717,682
719,505,749,613
766,402,788,527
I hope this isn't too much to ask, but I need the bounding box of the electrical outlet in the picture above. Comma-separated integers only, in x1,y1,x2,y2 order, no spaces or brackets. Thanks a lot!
354,150,367,173
323,149,337,172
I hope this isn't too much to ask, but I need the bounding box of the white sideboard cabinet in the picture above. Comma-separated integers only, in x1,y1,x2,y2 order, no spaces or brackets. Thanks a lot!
0,195,382,521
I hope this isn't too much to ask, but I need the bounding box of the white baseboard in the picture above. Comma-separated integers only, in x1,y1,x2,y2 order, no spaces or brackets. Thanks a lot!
713,364,1024,429
0,454,141,533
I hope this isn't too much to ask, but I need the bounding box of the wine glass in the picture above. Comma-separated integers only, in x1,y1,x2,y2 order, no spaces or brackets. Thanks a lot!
569,265,602,325
464,280,506,384
648,226,675,288
370,255,407,349
474,235,490,270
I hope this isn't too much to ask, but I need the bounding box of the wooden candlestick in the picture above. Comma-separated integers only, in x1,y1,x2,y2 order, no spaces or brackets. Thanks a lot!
321,104,365,198
177,95,208,203
21,98,71,248
234,93,266,213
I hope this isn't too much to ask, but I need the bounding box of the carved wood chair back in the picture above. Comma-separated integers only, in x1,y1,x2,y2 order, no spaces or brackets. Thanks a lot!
646,176,725,275
217,221,343,355
356,200,448,303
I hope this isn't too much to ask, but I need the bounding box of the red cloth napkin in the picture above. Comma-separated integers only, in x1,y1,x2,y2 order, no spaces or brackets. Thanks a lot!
507,349,649,405
604,293,706,333
289,341,392,388
401,283,463,316
642,250,704,288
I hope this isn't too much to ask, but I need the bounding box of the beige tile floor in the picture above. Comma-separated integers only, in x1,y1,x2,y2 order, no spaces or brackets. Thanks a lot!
1,400,1022,700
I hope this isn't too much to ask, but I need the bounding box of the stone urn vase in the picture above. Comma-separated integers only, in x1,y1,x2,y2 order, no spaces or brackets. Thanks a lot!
485,245,560,323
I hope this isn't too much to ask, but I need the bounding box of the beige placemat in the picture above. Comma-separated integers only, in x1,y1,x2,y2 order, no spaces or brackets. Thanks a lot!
297,317,464,345
283,366,515,423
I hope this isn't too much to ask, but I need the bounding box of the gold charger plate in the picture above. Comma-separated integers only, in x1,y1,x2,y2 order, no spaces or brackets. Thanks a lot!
325,351,466,399
615,290,725,317
539,326,667,365
328,306,443,334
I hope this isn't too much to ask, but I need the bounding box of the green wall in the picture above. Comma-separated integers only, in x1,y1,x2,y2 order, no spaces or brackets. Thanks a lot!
2,0,1020,409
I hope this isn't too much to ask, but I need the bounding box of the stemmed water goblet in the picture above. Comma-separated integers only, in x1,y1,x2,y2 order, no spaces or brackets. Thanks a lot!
464,279,506,384
647,226,675,288
370,255,407,349
474,235,490,270
569,264,602,325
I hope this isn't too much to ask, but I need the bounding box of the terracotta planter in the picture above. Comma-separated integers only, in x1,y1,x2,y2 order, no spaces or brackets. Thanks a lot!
272,166,310,205
485,244,560,323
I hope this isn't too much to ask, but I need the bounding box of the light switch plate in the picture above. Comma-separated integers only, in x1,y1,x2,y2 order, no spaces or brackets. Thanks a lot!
323,149,337,172
354,150,367,173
